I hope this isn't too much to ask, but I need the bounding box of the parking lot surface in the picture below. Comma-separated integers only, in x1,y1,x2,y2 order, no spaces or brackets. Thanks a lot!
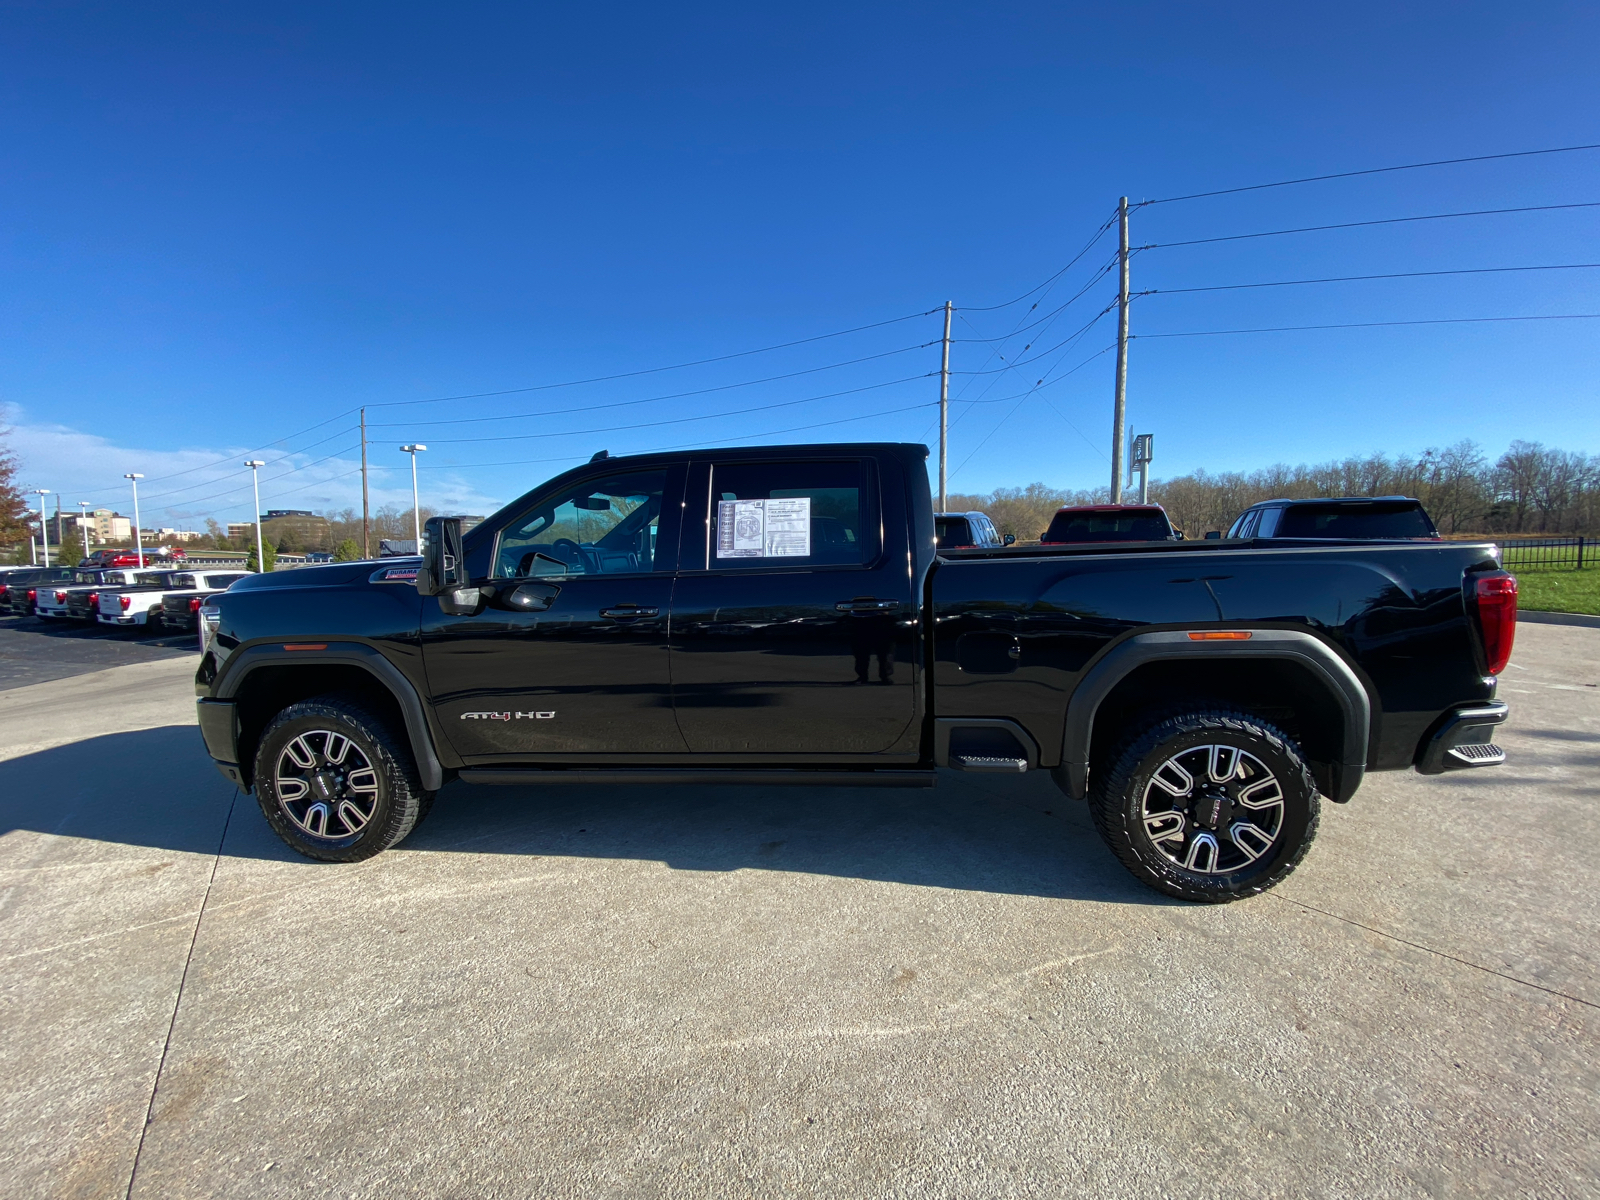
2,624,1597,1198
0,615,195,691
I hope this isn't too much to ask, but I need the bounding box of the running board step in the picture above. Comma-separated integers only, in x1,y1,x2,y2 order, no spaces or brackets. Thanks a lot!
1446,743,1505,767
458,768,937,788
949,755,1029,773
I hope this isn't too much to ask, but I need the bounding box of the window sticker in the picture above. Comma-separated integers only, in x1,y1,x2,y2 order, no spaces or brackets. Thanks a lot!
716,497,811,558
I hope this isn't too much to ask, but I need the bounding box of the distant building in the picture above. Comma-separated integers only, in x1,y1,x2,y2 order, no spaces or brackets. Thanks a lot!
260,511,333,550
227,522,255,542
155,528,202,541
83,509,132,543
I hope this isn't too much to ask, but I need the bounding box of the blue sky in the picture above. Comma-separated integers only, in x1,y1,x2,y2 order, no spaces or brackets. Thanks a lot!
2,2,1596,526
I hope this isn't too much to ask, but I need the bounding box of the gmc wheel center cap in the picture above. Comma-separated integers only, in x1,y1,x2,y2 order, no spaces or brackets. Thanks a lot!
310,771,339,800
1195,788,1233,830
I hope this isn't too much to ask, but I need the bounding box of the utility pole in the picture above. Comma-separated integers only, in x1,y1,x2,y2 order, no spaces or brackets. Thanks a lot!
245,461,266,571
938,300,952,512
78,501,92,560
33,490,50,566
124,474,144,565
400,444,427,548
1111,196,1130,503
360,407,371,559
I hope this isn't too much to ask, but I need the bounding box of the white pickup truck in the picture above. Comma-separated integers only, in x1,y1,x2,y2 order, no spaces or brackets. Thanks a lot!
97,569,252,629
35,567,148,620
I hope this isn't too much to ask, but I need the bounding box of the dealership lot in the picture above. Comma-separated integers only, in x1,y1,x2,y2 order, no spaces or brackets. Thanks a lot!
1,621,1596,1198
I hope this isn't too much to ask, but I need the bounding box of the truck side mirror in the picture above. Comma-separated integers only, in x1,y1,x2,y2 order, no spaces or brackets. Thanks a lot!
1204,530,1222,540
1002,534,1016,546
416,516,464,596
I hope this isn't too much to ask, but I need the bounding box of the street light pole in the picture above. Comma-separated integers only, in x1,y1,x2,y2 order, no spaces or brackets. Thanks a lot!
245,461,266,572
123,473,145,565
400,445,427,547
77,501,91,560
32,490,50,566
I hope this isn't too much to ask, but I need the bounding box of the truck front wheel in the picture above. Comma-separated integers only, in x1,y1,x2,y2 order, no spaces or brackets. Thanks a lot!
1088,709,1320,902
253,695,434,862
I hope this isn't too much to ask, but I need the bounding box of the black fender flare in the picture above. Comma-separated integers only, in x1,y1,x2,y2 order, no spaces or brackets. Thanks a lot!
214,641,447,791
1054,629,1371,803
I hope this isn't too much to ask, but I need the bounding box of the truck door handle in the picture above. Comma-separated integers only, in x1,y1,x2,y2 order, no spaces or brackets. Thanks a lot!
600,604,660,620
836,598,900,613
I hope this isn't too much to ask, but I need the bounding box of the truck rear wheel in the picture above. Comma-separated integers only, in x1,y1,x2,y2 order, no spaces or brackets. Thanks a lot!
1088,709,1320,903
253,695,434,862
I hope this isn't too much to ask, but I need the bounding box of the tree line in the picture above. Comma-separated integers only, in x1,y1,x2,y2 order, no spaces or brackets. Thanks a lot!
948,440,1600,542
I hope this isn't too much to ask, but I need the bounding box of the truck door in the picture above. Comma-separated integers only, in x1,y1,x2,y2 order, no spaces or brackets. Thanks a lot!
669,455,920,757
421,463,686,759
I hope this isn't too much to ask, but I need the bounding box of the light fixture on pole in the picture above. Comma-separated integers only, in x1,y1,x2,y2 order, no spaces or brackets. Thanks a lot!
77,501,92,560
123,473,145,565
400,444,427,548
244,461,267,572
32,490,51,567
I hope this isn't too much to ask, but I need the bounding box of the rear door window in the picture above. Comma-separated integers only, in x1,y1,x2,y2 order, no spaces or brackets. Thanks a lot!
1276,501,1437,539
708,459,872,568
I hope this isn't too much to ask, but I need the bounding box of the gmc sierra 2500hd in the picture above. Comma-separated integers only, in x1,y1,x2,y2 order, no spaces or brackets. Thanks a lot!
194,443,1515,902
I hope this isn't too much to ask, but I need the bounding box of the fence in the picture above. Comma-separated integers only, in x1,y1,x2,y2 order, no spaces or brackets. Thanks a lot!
1495,537,1589,572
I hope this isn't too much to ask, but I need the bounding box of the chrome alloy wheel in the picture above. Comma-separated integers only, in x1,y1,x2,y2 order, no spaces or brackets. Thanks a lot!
1140,743,1286,874
274,730,380,840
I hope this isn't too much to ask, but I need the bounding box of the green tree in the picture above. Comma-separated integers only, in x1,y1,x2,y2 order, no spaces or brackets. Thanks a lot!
0,420,32,547
333,538,363,562
246,539,278,573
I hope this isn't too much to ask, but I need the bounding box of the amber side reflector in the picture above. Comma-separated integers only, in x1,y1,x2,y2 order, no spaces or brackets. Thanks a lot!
283,643,328,651
1187,630,1252,641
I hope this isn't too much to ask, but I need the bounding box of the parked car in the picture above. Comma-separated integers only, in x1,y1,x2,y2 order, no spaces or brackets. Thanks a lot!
34,568,148,620
935,511,1013,550
1225,496,1441,540
98,569,245,629
160,571,251,632
91,548,184,569
1,567,79,616
194,441,1514,904
1040,504,1178,544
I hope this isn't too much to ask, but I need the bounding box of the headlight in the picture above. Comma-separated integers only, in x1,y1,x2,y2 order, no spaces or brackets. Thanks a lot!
199,604,222,653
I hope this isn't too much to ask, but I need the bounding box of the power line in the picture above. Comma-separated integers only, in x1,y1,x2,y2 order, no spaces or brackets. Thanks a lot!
951,300,1120,374
363,309,941,410
947,343,1116,484
1140,142,1600,206
1138,262,1600,297
1142,201,1600,250
365,342,935,431
960,212,1119,312
1132,313,1600,339
422,374,935,445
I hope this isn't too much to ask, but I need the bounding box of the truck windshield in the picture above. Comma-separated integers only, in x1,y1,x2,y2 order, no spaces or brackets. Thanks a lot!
935,517,973,547
1276,502,1436,539
1044,511,1171,542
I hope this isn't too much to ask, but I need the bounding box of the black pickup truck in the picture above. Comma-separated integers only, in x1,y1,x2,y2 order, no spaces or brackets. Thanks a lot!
194,442,1516,902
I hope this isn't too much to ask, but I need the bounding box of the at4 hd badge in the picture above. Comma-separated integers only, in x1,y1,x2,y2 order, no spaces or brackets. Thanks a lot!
459,711,556,721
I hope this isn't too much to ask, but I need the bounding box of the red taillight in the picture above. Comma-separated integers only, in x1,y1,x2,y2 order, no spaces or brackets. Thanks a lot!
119,595,132,611
88,592,98,605
27,589,37,602
55,591,67,602
1474,572,1518,675
189,597,202,612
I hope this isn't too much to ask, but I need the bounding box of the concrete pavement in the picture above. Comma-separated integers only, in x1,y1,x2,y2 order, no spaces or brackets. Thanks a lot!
2,627,1596,1198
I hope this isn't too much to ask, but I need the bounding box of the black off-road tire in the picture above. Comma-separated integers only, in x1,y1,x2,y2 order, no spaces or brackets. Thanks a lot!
253,694,435,863
1089,709,1321,903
